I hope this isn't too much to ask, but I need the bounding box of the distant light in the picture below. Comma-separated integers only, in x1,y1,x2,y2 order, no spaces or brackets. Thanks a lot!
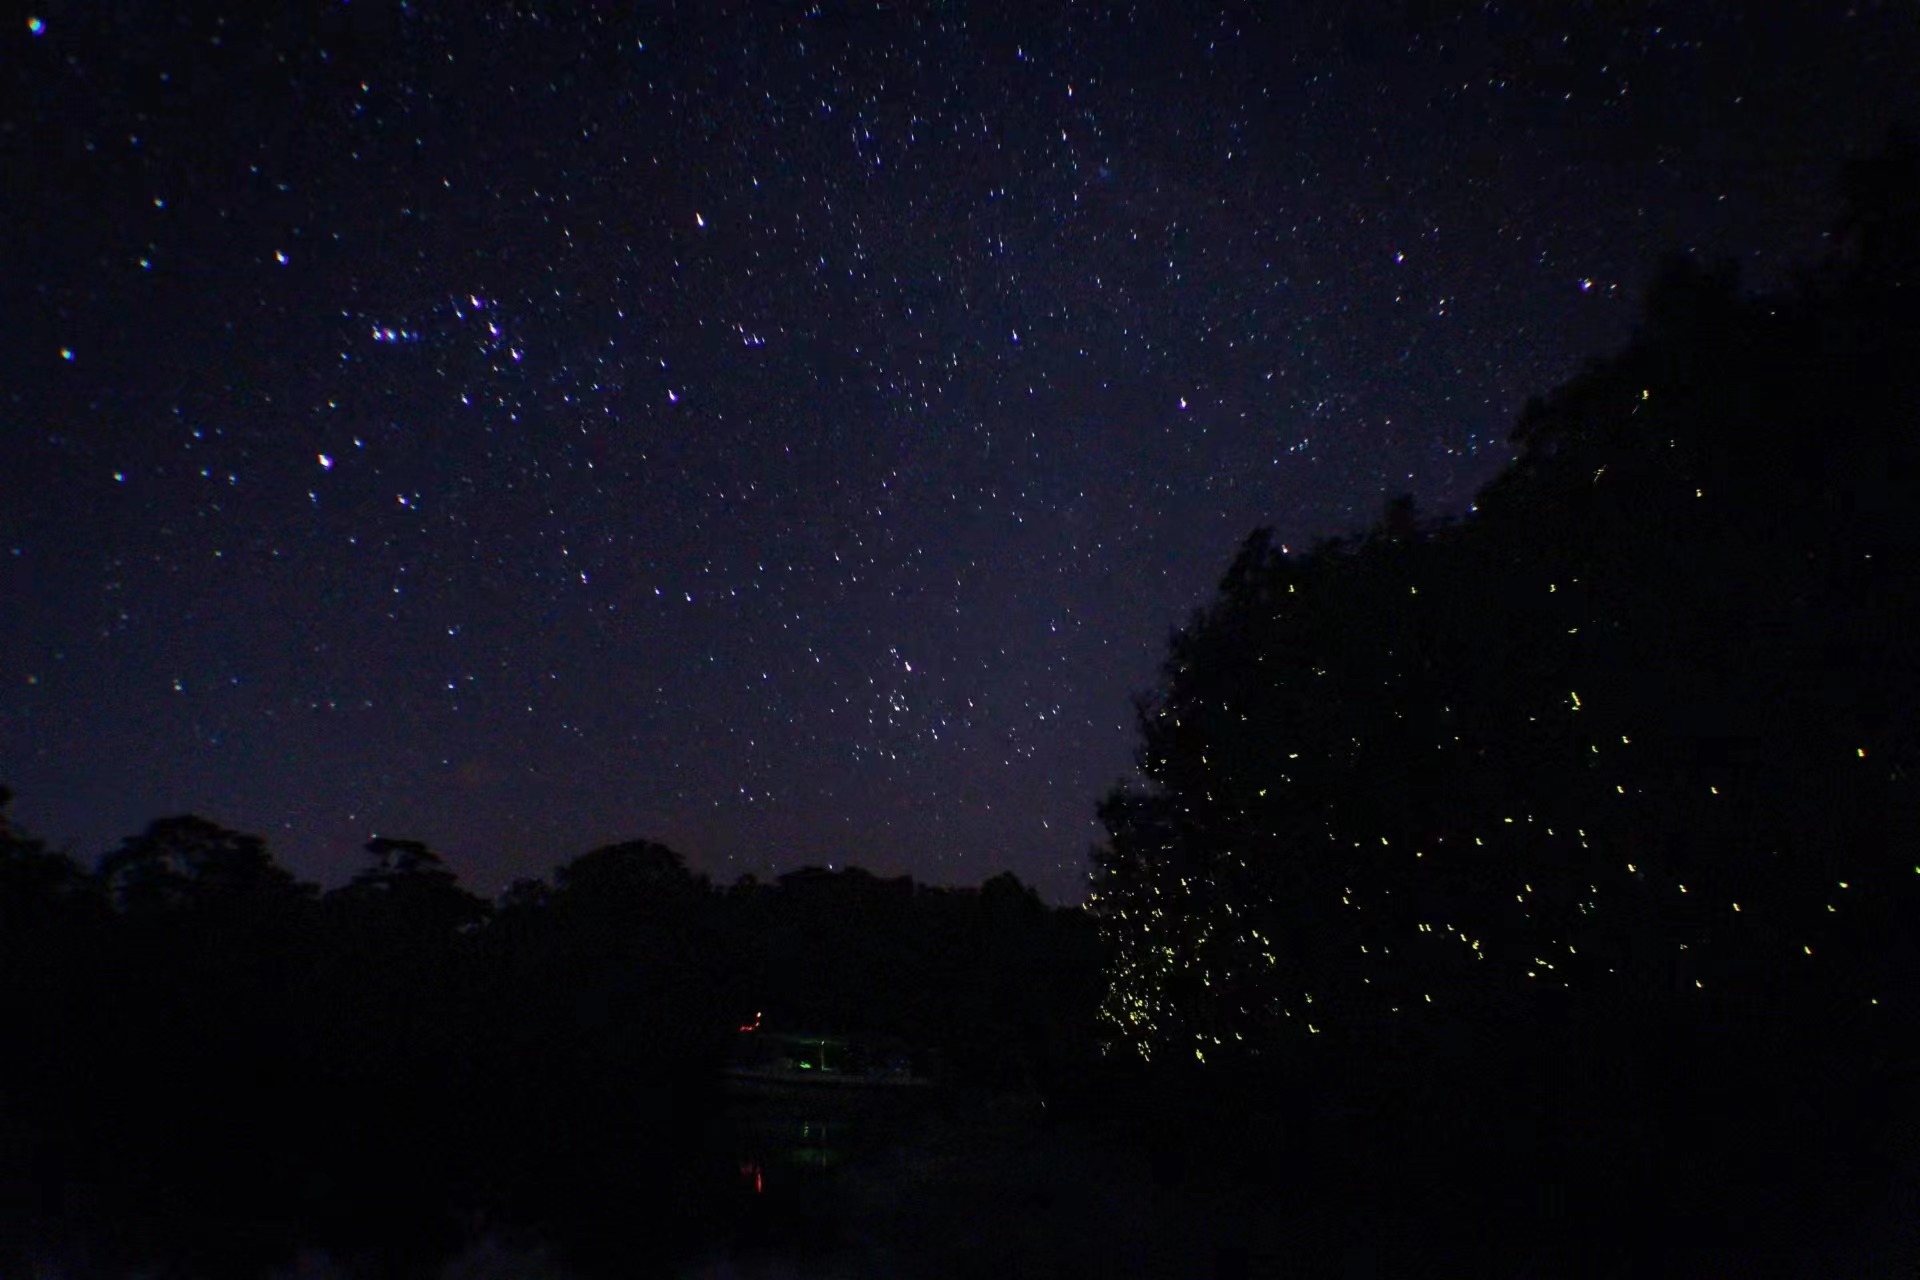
59,347,73,361
695,211,706,227
318,453,334,470
27,16,45,35
275,250,289,265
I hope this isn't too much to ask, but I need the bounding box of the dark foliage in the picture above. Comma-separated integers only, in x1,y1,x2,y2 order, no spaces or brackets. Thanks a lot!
0,791,1096,1276
1091,134,1920,1260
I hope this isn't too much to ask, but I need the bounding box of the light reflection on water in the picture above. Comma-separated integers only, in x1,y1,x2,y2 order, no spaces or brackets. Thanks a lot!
726,1094,894,1198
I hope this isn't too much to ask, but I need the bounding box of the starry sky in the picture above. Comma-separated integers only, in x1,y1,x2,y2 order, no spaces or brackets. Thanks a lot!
5,2,1916,903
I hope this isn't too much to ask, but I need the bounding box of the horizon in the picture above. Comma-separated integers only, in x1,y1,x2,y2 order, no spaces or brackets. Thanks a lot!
6,4,1917,906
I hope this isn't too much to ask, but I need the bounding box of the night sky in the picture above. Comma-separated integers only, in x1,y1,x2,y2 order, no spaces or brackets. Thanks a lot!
5,3,1916,903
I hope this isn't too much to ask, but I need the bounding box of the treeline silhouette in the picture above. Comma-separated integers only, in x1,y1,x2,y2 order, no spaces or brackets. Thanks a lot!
1087,131,1920,1265
0,800,1098,1276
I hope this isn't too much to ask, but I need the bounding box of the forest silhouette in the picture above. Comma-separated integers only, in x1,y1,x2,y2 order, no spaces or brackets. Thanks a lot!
1087,128,1920,1266
0,798,1100,1275
4,135,1919,1275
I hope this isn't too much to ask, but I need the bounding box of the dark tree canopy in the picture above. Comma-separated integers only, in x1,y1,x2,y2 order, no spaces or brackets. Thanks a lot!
1093,136,1920,1065
0,786,1095,1276
99,813,306,915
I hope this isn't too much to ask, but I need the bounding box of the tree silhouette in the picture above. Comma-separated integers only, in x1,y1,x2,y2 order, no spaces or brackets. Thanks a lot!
98,813,307,915
0,778,1103,1276
332,833,491,935
0,786,97,926
1093,136,1920,1085
1082,137,1920,1252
